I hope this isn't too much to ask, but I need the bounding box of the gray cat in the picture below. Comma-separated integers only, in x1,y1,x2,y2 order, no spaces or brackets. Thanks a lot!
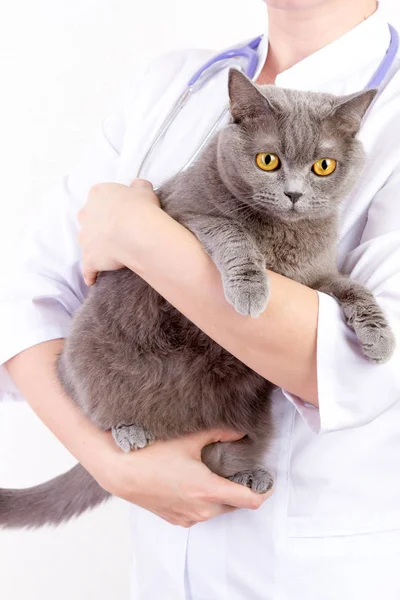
0,70,395,529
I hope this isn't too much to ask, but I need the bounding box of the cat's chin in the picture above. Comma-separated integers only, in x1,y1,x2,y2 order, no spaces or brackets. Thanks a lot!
277,208,334,222
275,210,308,223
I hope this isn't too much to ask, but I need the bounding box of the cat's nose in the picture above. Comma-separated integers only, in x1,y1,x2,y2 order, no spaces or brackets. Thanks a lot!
284,191,303,204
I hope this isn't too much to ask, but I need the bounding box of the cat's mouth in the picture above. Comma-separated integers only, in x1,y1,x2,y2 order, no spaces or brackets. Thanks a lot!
281,204,307,221
251,194,310,221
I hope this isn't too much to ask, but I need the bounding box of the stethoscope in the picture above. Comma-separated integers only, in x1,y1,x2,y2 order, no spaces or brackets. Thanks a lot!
137,24,399,182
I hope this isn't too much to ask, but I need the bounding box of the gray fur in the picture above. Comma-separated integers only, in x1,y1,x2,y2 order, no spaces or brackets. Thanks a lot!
0,70,395,529
0,465,109,529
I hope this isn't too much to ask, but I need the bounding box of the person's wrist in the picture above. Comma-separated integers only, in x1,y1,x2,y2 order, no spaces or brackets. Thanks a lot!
114,197,165,275
71,426,117,487
107,193,137,264
81,428,138,497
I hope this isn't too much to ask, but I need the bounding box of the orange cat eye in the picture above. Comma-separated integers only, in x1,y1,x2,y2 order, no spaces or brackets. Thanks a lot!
256,153,280,172
312,158,337,176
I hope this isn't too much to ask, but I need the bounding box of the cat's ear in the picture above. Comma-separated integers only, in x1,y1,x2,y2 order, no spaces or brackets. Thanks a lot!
228,69,273,123
330,89,378,136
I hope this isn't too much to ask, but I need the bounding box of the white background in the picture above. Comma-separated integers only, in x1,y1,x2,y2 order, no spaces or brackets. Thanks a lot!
0,1,399,599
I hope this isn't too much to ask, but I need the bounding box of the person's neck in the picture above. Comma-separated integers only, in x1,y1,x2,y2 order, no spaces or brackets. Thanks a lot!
257,0,378,84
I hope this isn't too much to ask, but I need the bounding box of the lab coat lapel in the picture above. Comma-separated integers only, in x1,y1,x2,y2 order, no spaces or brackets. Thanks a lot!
116,34,268,189
116,51,231,188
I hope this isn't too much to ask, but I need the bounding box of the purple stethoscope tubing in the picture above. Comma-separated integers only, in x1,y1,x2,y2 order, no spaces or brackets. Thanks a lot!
189,24,398,90
187,35,263,87
137,24,398,182
365,24,399,90
366,23,398,89
136,36,264,181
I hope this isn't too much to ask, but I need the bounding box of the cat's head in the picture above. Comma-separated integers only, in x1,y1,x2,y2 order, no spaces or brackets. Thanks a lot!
217,69,377,221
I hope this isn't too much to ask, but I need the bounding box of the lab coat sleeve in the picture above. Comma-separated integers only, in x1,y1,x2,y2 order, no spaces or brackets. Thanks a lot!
283,167,400,433
0,64,148,397
0,49,216,398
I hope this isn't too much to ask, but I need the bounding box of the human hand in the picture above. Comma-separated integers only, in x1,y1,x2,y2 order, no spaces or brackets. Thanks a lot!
78,179,160,286
95,428,273,528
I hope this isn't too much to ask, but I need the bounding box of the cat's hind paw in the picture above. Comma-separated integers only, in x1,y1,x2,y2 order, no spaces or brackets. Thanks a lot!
228,467,273,494
112,424,155,452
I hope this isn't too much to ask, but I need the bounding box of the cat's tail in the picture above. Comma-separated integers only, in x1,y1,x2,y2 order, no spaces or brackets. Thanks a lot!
0,464,110,529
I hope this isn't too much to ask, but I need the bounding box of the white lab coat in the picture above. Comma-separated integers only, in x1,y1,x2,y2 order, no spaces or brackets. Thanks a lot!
1,5,400,599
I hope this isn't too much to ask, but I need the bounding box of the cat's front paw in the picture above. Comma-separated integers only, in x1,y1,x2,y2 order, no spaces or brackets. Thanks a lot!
353,320,396,364
223,271,270,318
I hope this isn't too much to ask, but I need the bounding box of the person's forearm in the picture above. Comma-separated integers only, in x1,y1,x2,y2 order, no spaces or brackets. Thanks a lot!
5,340,112,475
5,339,271,523
118,205,319,406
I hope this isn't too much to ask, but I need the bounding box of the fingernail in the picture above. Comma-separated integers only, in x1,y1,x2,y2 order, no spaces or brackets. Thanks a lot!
130,179,153,190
